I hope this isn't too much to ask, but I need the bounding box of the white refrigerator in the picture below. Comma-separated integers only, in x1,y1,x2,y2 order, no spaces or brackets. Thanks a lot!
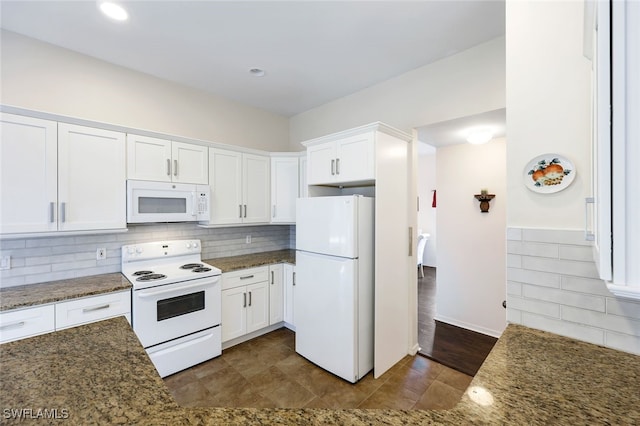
295,195,374,383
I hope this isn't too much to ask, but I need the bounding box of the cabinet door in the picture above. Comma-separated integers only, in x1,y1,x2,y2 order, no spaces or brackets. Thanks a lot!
243,153,270,223
299,156,308,198
246,281,269,334
271,157,298,223
269,264,284,325
0,114,58,234
126,134,172,182
208,148,243,225
335,132,375,183
283,264,295,328
172,141,208,184
307,142,336,185
221,286,247,342
58,124,126,231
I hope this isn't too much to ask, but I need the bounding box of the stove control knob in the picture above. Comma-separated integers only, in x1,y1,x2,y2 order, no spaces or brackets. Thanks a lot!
192,242,199,249
136,247,143,254
186,242,192,249
127,247,135,255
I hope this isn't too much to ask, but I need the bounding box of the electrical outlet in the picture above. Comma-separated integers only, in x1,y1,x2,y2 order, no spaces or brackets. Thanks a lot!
96,248,107,260
0,256,10,270
245,235,252,244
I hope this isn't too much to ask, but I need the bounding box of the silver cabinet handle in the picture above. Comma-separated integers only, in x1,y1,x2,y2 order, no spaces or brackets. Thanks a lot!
82,304,110,313
167,159,171,176
244,204,247,218
293,272,296,286
240,275,254,280
174,159,178,176
408,227,413,257
336,158,340,175
243,292,247,308
49,202,55,223
273,205,276,218
585,197,595,241
331,159,335,175
60,202,66,223
271,271,274,284
248,291,252,306
239,204,243,218
0,321,25,331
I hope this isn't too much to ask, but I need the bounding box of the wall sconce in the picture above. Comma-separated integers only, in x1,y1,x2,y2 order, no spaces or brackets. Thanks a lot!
474,189,495,213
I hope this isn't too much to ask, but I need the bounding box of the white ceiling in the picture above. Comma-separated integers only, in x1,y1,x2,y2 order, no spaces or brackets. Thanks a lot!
416,108,506,153
0,1,505,117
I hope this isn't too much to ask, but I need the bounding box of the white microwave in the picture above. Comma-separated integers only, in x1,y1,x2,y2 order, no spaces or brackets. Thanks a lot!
127,180,210,223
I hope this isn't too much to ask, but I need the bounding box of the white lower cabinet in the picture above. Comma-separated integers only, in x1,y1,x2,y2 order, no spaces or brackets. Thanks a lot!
283,264,296,330
221,266,270,342
0,290,131,344
55,290,131,330
0,305,55,344
269,264,284,324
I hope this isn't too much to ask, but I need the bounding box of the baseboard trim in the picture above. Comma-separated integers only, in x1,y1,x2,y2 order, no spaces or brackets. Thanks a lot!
408,342,421,356
434,315,503,338
221,322,284,350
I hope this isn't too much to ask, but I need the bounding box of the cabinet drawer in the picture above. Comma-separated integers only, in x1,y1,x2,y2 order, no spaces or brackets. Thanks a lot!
222,266,269,290
55,290,131,330
0,305,55,344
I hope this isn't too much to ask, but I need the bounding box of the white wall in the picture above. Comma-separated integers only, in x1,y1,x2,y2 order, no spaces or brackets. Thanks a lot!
289,36,505,147
417,152,436,267
435,139,507,337
0,30,289,152
505,1,640,354
506,1,591,229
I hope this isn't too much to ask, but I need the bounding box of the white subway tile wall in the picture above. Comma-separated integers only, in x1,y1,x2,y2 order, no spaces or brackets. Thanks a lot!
0,224,295,288
507,227,640,355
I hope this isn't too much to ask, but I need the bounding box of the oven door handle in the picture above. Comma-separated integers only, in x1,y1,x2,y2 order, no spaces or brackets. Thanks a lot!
137,280,217,298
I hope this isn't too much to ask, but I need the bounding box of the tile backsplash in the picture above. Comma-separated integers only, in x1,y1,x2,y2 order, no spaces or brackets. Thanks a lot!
507,227,640,355
0,224,295,288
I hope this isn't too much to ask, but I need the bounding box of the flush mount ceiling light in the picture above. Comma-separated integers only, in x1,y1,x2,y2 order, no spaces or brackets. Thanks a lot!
466,128,494,145
98,1,129,22
249,68,266,77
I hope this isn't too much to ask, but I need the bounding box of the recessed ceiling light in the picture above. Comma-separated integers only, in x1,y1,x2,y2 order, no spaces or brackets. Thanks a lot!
99,2,129,22
249,68,266,77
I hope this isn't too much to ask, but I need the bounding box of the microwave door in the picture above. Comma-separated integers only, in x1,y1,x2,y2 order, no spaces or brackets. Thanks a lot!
127,182,195,223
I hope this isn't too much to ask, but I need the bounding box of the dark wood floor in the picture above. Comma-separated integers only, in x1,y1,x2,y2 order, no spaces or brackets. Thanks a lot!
417,266,497,376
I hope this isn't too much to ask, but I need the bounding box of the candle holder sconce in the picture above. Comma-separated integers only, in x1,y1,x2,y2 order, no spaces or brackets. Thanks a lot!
474,193,495,213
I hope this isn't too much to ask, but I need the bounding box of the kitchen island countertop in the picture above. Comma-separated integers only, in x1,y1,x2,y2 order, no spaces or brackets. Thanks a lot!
1,316,638,424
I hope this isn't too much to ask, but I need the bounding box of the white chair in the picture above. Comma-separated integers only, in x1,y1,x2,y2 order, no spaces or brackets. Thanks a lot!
417,233,429,278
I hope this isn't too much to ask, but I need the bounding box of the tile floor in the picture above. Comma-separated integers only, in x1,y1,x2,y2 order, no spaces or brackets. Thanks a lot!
164,327,473,410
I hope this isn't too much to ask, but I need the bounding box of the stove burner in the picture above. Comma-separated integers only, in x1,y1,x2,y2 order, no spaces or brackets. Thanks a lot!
192,267,212,273
136,273,167,282
133,270,154,276
180,263,203,270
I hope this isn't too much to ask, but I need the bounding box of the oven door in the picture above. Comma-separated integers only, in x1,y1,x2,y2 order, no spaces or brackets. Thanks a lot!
132,276,221,348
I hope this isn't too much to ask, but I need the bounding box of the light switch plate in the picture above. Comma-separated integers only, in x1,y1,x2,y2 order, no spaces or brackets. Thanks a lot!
0,256,10,270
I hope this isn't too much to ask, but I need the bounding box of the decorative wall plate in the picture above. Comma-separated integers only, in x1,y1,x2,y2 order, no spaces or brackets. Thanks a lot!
523,154,575,193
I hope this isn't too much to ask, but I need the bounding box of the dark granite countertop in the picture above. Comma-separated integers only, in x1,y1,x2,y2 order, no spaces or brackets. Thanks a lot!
1,318,638,424
205,249,295,273
0,273,131,312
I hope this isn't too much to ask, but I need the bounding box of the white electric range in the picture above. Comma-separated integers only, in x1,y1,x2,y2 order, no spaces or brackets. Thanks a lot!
121,239,222,378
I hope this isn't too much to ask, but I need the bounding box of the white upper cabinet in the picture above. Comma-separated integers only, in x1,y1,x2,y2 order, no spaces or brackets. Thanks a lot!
58,123,126,231
1,114,126,235
306,132,375,185
206,148,270,225
127,134,208,184
0,113,58,234
299,156,308,198
270,156,298,223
